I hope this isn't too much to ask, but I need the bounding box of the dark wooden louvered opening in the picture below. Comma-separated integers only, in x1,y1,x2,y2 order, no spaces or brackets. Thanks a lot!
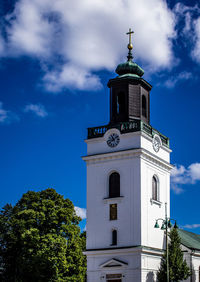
142,95,147,118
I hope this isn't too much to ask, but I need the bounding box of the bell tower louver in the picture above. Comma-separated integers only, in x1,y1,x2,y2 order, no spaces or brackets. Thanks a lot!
108,28,151,124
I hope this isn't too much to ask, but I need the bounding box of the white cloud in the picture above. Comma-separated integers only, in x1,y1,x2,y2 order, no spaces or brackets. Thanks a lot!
0,34,5,55
1,0,176,92
183,224,200,229
183,12,192,35
0,102,19,124
171,163,200,194
42,64,102,92
191,18,200,63
57,0,176,70
171,185,184,195
173,3,200,64
164,71,192,88
188,163,200,182
0,102,8,123
173,3,200,18
171,165,187,184
7,0,55,57
173,3,200,35
24,103,48,117
74,206,86,220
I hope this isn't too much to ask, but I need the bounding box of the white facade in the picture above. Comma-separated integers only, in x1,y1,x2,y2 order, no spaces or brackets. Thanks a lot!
83,128,173,281
182,245,200,282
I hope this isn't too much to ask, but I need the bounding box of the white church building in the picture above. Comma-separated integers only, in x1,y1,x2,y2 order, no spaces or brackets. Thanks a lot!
83,30,200,282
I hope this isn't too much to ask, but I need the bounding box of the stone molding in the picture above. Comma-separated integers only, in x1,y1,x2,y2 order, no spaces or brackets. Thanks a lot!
82,148,173,172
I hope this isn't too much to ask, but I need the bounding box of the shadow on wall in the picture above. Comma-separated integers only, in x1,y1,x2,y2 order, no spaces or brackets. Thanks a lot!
191,264,196,282
146,271,155,282
162,233,165,250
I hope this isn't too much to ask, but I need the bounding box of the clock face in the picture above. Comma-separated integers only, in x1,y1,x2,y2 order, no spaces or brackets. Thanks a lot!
107,133,120,148
152,134,162,152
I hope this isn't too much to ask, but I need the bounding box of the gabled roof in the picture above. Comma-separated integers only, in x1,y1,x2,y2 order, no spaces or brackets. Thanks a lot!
178,229,200,251
100,258,128,268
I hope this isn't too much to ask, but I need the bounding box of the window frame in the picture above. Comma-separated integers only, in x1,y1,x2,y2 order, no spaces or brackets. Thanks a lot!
109,172,120,198
111,229,117,246
151,175,160,204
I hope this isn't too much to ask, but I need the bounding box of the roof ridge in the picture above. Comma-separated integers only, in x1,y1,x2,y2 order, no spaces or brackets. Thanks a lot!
179,228,200,238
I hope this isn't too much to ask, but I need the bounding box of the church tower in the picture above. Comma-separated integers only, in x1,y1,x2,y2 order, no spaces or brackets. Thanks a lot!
83,29,173,282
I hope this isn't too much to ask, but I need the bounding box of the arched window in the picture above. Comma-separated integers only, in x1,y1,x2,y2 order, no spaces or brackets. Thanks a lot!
152,175,159,201
117,92,125,115
109,172,120,198
142,95,147,118
112,230,117,245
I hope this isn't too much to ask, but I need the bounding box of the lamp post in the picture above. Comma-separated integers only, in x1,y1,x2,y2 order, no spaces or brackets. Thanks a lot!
154,203,178,282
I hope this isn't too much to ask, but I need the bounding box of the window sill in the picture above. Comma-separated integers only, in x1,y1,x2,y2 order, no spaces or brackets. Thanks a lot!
103,196,124,204
150,198,162,207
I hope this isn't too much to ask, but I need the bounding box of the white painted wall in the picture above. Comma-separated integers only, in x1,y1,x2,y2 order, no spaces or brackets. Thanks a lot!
86,129,170,163
141,253,162,281
85,248,165,282
182,247,200,282
86,156,141,249
140,158,170,249
191,255,200,282
83,128,172,281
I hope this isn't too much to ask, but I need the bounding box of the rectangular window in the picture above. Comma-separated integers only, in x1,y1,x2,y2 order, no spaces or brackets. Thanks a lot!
106,273,122,281
110,204,117,220
112,230,117,245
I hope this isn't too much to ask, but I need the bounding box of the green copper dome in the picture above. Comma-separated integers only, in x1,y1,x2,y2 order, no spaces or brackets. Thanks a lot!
115,60,144,77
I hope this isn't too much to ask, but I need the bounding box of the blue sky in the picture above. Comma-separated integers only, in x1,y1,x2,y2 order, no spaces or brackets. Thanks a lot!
0,0,200,232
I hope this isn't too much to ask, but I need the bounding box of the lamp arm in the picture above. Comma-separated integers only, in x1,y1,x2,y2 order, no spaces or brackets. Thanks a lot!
168,218,176,222
155,218,165,222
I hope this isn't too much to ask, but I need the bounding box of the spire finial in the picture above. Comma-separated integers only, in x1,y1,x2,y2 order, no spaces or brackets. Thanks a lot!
126,28,134,61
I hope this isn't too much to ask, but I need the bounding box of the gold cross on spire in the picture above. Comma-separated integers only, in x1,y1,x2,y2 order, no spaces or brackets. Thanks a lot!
126,28,134,50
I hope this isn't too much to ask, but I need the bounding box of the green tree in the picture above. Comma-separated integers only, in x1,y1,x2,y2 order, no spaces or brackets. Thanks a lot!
0,188,86,282
157,227,191,282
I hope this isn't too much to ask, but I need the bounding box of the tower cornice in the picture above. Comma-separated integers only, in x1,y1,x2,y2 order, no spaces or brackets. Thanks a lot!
82,147,173,172
84,245,164,256
107,75,152,91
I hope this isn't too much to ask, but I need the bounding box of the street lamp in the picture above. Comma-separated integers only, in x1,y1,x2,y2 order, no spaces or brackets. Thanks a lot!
154,203,178,282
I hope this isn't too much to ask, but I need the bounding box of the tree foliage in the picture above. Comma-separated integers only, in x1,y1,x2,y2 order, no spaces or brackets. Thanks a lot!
157,227,191,282
0,188,86,282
